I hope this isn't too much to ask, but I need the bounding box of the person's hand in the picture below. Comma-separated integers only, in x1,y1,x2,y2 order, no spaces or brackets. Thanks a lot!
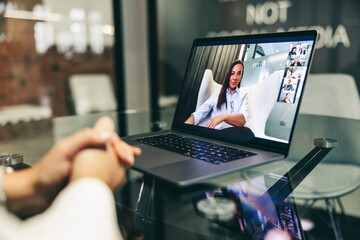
92,116,141,167
69,142,128,192
206,114,227,128
3,116,141,217
33,116,140,199
69,116,141,192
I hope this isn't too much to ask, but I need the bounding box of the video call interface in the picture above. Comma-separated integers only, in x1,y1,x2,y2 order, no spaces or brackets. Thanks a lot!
278,43,312,104
182,39,314,143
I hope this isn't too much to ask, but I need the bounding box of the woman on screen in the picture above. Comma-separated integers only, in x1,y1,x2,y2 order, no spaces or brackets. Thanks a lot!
299,46,307,55
184,59,248,130
288,46,297,57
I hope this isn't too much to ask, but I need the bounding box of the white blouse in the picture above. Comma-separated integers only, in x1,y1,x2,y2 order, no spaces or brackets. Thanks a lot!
192,87,248,129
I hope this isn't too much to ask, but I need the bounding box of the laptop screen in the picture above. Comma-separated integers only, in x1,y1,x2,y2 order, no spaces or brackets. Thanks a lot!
172,30,318,155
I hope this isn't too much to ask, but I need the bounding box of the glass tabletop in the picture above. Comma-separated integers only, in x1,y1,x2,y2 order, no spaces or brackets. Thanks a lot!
1,109,359,239
115,158,305,240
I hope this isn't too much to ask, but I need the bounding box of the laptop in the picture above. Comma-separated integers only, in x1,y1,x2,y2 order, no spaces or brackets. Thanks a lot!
123,30,318,187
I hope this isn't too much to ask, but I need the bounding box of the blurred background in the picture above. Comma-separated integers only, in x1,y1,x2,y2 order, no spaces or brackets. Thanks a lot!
0,0,358,121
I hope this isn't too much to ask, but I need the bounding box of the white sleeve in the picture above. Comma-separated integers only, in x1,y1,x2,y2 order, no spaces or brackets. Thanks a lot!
192,90,219,125
0,178,123,240
238,90,249,123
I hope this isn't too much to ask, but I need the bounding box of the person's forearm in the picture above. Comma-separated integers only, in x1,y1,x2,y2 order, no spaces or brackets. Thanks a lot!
224,114,246,127
3,168,50,218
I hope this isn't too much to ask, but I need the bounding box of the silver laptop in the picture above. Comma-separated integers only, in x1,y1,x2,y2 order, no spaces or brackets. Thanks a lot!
123,30,318,186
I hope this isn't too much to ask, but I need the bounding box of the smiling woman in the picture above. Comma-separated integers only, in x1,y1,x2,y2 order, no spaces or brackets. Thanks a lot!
184,59,248,130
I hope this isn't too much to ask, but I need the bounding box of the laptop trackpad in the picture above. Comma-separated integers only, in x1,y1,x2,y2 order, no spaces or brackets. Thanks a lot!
148,159,218,185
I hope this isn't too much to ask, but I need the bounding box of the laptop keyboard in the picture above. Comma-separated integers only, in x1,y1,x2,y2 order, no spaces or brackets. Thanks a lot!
134,133,257,165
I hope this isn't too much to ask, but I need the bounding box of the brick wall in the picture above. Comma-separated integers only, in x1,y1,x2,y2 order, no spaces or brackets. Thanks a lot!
0,0,115,117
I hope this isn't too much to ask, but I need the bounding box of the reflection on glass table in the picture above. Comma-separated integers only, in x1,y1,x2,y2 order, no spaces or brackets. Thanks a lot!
115,138,336,240
193,174,303,240
116,173,302,240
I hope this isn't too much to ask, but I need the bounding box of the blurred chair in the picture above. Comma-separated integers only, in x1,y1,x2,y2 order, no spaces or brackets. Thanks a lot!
0,104,52,126
68,74,117,115
195,69,221,111
243,70,282,139
195,69,221,127
289,73,360,240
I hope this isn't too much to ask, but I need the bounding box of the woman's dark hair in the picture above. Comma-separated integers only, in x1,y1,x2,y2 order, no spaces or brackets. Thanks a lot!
216,59,244,109
289,46,297,56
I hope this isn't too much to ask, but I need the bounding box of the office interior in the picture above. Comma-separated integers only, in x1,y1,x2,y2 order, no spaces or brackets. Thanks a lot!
0,0,359,239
